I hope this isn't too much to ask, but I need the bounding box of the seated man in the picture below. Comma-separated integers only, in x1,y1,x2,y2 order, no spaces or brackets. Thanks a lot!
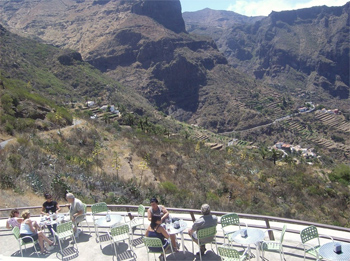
188,204,217,255
66,193,85,238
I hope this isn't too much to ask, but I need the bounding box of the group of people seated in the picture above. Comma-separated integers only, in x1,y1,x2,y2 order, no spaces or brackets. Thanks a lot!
7,193,216,257
146,197,217,256
6,192,85,255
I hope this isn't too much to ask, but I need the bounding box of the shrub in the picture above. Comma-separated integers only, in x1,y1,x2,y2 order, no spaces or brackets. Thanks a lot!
5,122,14,135
329,164,350,185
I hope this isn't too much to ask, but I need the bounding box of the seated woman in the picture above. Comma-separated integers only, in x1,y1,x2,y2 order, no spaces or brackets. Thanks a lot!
6,209,23,229
41,193,61,237
145,215,170,254
20,210,54,254
147,197,178,251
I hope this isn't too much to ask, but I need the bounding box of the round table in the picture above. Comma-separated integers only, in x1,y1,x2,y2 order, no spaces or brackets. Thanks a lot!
96,214,122,227
229,228,265,261
95,214,122,244
319,242,350,261
166,220,187,254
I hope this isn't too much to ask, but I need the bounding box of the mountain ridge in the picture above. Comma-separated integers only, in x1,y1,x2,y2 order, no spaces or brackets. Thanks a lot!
0,0,295,132
184,3,350,109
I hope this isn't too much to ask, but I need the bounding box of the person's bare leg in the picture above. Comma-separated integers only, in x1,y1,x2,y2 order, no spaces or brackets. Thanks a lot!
170,234,177,250
38,236,45,253
33,221,41,231
39,231,53,245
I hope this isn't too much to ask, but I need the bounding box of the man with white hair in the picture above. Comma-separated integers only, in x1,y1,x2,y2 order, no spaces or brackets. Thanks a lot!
188,204,218,255
66,193,85,238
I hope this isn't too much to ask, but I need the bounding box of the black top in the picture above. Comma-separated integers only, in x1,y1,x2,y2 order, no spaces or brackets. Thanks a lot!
43,201,58,213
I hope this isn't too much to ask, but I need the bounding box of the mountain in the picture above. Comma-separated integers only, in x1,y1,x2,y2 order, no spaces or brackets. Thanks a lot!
0,22,160,137
184,4,350,109
0,0,296,132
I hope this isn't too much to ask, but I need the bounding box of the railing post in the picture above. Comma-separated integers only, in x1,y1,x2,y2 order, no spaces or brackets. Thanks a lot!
126,207,133,220
265,218,274,240
190,211,196,222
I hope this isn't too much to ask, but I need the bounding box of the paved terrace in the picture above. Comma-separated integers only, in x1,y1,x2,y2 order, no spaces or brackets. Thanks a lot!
1,205,350,261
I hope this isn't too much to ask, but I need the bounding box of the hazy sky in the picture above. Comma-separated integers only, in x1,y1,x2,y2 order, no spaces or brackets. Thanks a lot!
180,0,349,16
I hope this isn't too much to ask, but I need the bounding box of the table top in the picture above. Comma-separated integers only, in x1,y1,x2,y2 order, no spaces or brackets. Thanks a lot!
319,242,350,261
96,214,122,227
166,220,187,235
230,228,265,245
37,213,67,226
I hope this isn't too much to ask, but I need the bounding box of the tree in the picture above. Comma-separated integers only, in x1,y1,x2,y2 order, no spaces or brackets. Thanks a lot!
112,152,122,180
259,146,268,160
271,149,280,165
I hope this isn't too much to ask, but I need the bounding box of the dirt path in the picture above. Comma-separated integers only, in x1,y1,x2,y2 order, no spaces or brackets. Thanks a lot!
0,118,83,149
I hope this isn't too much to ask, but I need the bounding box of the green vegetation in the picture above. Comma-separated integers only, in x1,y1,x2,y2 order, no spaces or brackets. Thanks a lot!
329,164,350,185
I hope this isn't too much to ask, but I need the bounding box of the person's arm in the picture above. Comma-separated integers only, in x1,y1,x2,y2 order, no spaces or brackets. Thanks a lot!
6,220,11,229
27,220,36,233
55,202,61,213
145,226,150,237
41,204,47,215
188,218,204,236
160,206,169,222
147,208,152,221
159,226,170,239
72,202,84,219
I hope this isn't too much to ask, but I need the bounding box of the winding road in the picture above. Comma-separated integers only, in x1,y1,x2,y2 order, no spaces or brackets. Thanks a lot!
220,104,315,135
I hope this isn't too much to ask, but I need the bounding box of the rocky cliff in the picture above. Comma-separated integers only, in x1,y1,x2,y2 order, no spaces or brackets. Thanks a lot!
184,4,350,106
0,0,289,132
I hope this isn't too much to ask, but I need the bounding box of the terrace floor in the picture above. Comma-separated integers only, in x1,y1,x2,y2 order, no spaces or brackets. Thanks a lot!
0,212,348,261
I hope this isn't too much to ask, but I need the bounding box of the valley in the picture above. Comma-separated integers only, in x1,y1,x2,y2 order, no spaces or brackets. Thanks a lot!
0,0,349,229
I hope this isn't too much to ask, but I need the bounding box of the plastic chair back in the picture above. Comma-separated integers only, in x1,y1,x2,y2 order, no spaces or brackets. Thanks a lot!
198,225,217,241
138,204,146,217
12,226,21,240
143,237,165,253
111,223,130,237
300,225,319,244
218,245,242,259
221,213,240,229
57,221,74,236
91,202,109,215
280,225,287,244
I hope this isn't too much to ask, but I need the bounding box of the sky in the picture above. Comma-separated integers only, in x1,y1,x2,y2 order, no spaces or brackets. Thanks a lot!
180,0,349,16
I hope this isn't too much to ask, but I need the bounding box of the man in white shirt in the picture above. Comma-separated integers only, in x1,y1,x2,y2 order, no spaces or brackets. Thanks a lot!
66,193,85,238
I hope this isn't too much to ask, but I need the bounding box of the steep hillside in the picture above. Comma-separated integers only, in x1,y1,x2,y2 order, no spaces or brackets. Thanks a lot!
0,23,159,138
0,0,297,132
184,4,350,111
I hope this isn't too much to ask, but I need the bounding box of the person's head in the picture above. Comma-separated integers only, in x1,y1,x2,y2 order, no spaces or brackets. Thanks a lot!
201,204,211,215
150,197,159,209
150,215,162,229
44,193,53,202
10,209,19,218
66,193,75,203
21,210,31,220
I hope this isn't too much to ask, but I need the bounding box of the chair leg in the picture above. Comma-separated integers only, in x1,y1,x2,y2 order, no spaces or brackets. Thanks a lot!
198,239,202,261
85,219,91,234
32,242,39,257
72,234,78,251
112,241,117,257
58,238,63,255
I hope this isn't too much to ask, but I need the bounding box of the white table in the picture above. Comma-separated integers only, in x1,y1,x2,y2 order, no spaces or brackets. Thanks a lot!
319,242,350,261
166,220,187,254
229,228,265,260
95,214,122,244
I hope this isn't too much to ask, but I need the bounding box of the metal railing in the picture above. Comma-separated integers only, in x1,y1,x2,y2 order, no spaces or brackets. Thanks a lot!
1,204,350,243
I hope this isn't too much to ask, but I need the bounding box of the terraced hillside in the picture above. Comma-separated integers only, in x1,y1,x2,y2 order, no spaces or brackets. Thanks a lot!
314,111,350,133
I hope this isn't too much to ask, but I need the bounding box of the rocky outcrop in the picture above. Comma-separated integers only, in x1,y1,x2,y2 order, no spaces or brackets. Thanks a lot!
184,3,350,102
131,0,186,33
